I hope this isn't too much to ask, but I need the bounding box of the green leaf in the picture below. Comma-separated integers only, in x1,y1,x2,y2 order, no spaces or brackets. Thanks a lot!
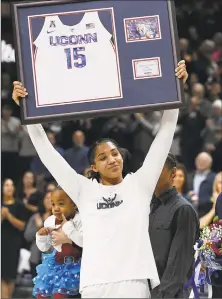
213,216,219,222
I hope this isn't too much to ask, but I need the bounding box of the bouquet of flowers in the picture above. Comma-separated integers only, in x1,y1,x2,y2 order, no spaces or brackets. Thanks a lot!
195,217,222,288
198,218,222,267
186,218,222,298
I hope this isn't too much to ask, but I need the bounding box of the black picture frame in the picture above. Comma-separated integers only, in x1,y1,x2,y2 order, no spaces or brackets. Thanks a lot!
12,0,184,124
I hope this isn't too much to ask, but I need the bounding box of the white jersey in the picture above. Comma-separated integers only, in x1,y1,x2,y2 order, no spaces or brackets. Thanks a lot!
27,109,179,292
32,11,121,106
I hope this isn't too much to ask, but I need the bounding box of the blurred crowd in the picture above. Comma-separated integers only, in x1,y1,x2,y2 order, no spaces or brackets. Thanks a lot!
1,0,222,297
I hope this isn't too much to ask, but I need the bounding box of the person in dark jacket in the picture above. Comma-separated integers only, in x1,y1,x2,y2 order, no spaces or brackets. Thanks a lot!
178,96,206,172
192,152,216,217
215,192,222,219
149,153,199,298
64,130,89,175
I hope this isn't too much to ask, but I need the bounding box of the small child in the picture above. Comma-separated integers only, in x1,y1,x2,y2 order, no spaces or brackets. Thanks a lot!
33,188,83,299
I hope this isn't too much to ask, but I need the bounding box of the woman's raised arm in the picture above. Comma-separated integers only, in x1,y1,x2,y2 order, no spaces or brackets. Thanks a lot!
135,61,188,199
135,109,179,197
12,81,89,206
27,124,89,205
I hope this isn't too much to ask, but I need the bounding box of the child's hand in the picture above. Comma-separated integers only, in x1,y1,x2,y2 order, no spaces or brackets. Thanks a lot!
61,214,72,226
37,227,51,236
51,230,72,245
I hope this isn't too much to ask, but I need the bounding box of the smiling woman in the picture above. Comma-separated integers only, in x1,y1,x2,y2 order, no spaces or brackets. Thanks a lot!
87,138,123,184
12,60,188,298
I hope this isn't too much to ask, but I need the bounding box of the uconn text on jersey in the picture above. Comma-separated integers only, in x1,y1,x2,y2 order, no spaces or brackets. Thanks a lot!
49,33,98,46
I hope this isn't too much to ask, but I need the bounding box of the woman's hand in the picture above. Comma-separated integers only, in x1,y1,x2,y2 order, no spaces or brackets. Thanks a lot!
200,264,206,273
25,202,38,213
35,213,44,229
12,81,28,106
212,192,219,209
1,207,9,220
175,60,188,84
51,229,72,246
23,198,28,205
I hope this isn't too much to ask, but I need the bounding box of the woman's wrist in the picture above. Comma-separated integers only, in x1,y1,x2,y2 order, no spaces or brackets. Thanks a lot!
26,203,38,212
37,223,43,229
7,212,13,222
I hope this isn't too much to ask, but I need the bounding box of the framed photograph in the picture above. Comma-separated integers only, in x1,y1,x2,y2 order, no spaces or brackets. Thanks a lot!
124,15,162,43
12,0,184,124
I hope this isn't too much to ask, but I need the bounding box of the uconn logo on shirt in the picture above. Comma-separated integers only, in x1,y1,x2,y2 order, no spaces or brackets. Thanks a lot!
97,193,123,210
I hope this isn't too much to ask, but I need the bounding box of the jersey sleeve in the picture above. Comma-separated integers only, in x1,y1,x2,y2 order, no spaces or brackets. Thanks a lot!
44,215,55,228
134,109,179,200
43,215,62,252
35,215,54,253
62,212,83,247
36,233,52,252
62,220,83,248
26,124,90,207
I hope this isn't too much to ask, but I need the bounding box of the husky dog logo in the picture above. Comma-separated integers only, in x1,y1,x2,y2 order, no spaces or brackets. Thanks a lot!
97,193,123,210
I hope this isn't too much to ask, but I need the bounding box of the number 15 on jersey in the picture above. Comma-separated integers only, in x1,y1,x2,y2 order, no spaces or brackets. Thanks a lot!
64,47,86,69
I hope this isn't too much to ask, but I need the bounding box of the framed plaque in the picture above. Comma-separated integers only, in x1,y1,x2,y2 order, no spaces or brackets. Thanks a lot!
12,0,184,124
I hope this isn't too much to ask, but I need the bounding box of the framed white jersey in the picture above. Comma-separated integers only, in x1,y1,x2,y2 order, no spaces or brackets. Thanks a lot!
12,0,184,124
29,8,122,106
